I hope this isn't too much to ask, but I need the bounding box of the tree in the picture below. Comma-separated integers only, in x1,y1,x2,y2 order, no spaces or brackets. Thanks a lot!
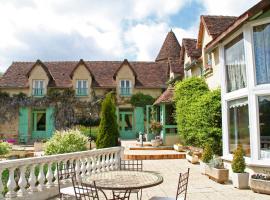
96,92,119,148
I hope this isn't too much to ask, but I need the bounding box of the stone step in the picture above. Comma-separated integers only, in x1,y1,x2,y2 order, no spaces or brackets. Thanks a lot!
124,150,186,160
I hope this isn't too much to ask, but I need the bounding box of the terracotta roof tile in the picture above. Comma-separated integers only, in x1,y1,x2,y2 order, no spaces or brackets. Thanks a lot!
155,31,181,62
0,60,169,89
182,38,202,60
154,87,174,105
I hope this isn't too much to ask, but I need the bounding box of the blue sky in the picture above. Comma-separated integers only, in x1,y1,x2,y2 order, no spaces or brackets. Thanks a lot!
0,0,260,72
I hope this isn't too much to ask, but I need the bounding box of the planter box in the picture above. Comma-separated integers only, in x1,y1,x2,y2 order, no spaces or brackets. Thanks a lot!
232,172,249,189
206,167,229,184
174,145,184,152
250,178,270,195
186,154,199,164
200,161,208,175
34,142,45,152
151,139,160,147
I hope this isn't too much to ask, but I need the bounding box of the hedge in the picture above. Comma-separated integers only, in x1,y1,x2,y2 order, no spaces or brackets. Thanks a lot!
175,77,222,155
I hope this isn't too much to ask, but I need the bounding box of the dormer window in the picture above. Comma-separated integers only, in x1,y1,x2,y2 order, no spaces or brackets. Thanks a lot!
120,80,132,96
206,53,212,69
32,80,44,96
76,80,88,96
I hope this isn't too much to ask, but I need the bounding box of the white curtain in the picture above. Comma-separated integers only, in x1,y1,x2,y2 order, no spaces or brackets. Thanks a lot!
225,36,247,92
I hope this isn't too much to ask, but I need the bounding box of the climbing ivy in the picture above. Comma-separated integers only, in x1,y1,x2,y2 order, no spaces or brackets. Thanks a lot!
0,88,102,130
130,92,155,108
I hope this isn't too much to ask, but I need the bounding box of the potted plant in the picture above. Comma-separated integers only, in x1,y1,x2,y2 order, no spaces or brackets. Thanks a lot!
186,150,199,164
206,155,229,184
231,145,249,189
150,120,163,147
174,143,185,152
200,144,213,174
250,173,270,195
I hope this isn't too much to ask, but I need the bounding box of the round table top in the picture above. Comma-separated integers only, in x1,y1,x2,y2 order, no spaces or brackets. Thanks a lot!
82,170,163,190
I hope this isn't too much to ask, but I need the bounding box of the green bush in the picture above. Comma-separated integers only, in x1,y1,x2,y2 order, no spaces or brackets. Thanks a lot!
232,145,246,173
130,92,155,108
174,77,222,154
75,125,99,141
44,129,87,155
96,93,119,148
0,142,11,156
201,143,213,163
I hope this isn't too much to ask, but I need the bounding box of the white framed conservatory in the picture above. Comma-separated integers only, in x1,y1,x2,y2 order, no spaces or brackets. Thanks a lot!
219,16,270,167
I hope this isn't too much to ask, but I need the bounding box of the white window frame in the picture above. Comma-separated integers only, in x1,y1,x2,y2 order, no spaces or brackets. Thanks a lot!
32,80,45,96
220,16,270,166
76,80,88,96
119,80,132,96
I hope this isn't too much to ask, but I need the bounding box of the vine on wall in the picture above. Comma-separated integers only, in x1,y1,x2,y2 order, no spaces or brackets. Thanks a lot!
0,88,102,130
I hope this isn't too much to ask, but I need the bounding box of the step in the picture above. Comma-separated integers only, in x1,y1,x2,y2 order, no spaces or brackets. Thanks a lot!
124,150,186,160
129,146,174,150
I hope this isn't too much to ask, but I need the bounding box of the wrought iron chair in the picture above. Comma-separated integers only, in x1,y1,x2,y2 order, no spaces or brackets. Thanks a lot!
149,168,190,200
72,175,100,200
56,161,76,199
112,159,143,200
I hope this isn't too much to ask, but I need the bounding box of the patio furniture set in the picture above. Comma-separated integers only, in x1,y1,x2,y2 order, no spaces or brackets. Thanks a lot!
57,160,190,200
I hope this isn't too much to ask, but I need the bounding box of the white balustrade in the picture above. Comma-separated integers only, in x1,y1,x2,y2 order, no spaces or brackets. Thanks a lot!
0,146,123,200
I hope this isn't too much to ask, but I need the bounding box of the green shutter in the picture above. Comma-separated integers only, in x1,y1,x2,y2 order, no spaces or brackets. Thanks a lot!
135,107,144,134
19,107,29,143
46,107,55,138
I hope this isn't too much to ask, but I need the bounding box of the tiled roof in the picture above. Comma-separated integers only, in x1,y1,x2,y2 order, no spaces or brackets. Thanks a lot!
168,59,183,76
155,31,181,62
154,86,174,105
182,38,202,60
0,60,169,89
202,15,237,39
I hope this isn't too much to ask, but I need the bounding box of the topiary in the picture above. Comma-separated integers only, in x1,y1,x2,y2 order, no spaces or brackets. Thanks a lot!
201,143,213,163
232,145,246,173
96,92,119,148
44,129,87,155
130,92,155,108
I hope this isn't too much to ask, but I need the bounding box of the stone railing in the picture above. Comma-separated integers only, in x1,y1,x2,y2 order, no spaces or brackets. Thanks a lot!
0,146,123,200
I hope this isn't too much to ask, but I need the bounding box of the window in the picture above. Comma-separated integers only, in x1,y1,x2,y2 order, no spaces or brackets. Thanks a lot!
120,80,131,96
76,80,88,96
228,98,250,157
258,96,270,159
32,80,44,96
225,34,247,92
33,111,46,132
253,23,270,85
206,53,212,69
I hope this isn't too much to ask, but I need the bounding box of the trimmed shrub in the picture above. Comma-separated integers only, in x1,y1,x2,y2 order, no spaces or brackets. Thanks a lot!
174,77,222,154
0,142,11,156
75,125,99,141
232,145,246,173
130,92,155,108
44,129,87,155
96,93,119,148
201,143,213,163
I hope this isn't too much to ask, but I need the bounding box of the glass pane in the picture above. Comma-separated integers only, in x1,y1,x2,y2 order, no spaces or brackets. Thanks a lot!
225,34,247,92
258,96,270,159
121,80,125,87
36,113,46,131
165,104,176,125
228,98,250,157
254,23,270,85
124,114,132,131
126,80,130,88
34,80,39,88
39,81,43,89
77,80,81,88
83,80,87,88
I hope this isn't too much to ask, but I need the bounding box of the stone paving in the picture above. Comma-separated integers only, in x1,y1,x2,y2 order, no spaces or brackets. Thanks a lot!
141,159,270,200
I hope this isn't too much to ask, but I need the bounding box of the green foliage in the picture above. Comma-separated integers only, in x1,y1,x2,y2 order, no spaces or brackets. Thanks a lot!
0,142,11,156
201,143,213,163
174,77,222,154
150,121,163,135
209,155,224,169
130,92,155,108
232,145,246,173
44,129,87,155
75,125,99,141
96,93,119,148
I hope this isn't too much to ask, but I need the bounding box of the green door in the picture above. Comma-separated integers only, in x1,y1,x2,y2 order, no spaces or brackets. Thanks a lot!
135,107,144,134
119,111,135,139
19,107,29,143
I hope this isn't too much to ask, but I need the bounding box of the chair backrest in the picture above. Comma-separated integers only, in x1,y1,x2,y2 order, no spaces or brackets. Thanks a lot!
72,175,100,200
176,168,190,200
56,161,76,192
120,159,143,171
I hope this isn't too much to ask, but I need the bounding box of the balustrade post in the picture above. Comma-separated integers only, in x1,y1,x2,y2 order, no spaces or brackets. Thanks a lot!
91,157,96,174
6,167,17,198
86,158,92,175
54,162,58,186
17,166,27,197
80,158,86,177
28,165,37,193
46,162,54,188
0,169,4,199
75,159,81,181
38,164,46,191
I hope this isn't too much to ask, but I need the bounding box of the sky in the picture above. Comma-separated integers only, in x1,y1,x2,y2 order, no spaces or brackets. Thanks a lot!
0,0,260,72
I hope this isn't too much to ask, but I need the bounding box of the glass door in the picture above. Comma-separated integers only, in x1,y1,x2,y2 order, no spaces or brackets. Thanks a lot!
119,111,135,139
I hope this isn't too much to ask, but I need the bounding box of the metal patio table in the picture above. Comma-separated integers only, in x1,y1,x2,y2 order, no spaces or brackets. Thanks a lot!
81,170,163,200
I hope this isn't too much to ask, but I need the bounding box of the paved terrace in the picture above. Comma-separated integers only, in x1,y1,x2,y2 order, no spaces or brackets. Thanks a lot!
141,159,270,200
